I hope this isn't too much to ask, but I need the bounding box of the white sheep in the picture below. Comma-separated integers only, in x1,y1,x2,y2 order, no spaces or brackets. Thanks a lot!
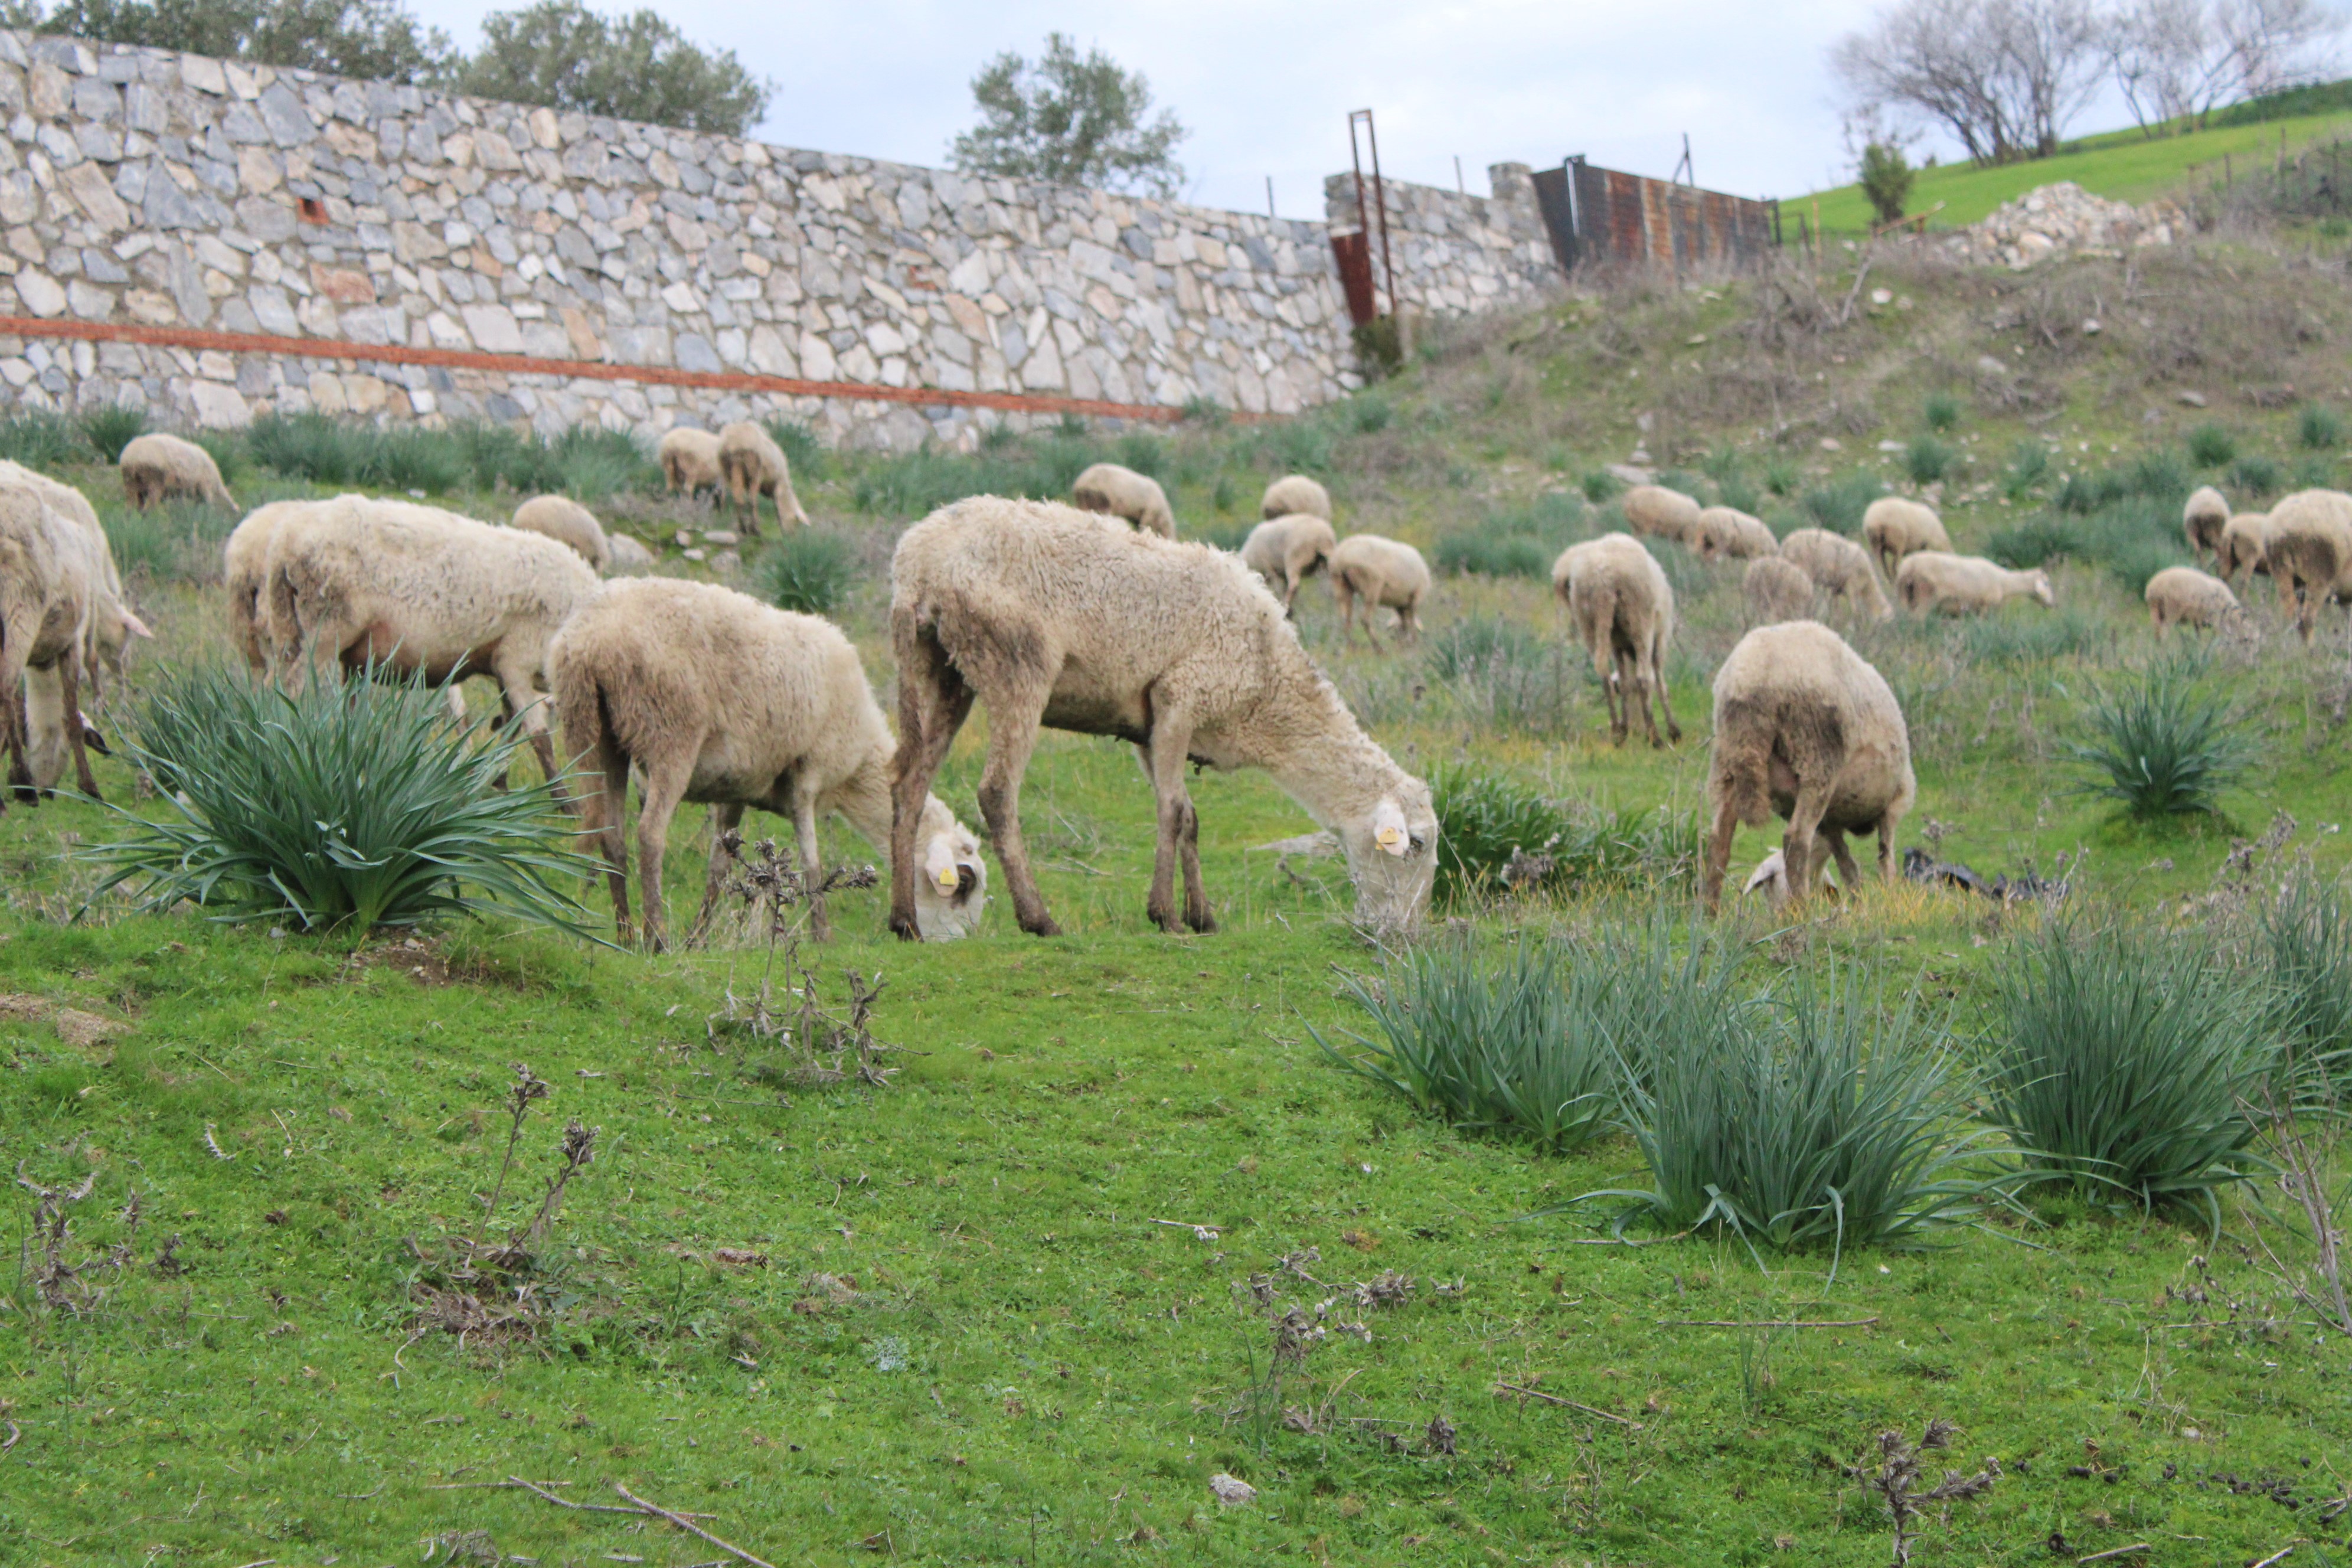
261,495,601,785
119,432,236,511
1862,497,1951,579
1621,484,1701,543
1553,533,1682,746
2262,488,2352,642
1779,527,1894,621
0,461,148,692
717,421,811,535
511,495,612,571
1240,513,1338,610
1692,506,1778,563
1071,462,1175,537
2184,485,2230,558
658,427,724,502
1261,473,1332,521
1328,533,1430,648
1704,619,1915,913
2144,566,2244,637
887,496,1438,939
549,577,986,949
0,486,102,807
223,499,321,675
1895,551,2055,615
2216,512,2272,589
1743,554,1817,626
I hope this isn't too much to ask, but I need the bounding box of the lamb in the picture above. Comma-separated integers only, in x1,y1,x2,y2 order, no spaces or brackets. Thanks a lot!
657,427,724,502
1862,497,1951,579
1692,505,1779,561
2184,485,2230,558
1553,533,1682,746
717,421,811,535
0,486,102,808
1743,555,1817,625
511,495,612,571
119,432,236,511
1070,462,1175,537
2260,488,2352,641
548,577,986,950
1779,527,1894,621
1240,513,1338,610
0,462,148,691
1621,484,1701,543
2216,512,2272,588
2144,566,2245,637
1895,551,2055,615
887,497,1438,939
1328,533,1430,647
261,495,601,785
1703,619,1915,913
1260,473,1332,521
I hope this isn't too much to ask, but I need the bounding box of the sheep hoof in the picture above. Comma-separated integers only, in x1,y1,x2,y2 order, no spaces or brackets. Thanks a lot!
888,912,925,942
1020,914,1064,937
1186,910,1217,934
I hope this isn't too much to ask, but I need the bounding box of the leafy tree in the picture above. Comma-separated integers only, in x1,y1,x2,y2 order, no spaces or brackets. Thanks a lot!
12,0,455,80
951,32,1187,198
1858,139,1917,224
455,1,770,137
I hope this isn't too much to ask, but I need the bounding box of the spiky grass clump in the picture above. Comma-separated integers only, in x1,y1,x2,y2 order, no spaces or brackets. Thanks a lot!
1922,392,1962,432
2003,440,2050,499
0,410,86,468
2187,424,2240,468
2064,652,2252,819
1990,920,2273,1223
79,403,148,463
1905,435,1959,485
2229,453,2284,498
1429,763,1569,903
89,665,599,937
2298,402,2344,450
2259,862,2352,1098
757,529,860,615
1800,470,1886,535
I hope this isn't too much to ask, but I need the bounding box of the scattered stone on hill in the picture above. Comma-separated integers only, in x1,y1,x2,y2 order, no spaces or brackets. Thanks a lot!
0,993,132,1054
1947,182,2186,270
1209,1472,1258,1507
1604,462,1654,485
2178,389,2209,407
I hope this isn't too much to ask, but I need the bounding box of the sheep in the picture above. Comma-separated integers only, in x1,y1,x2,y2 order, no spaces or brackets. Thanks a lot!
2145,566,2245,637
2216,512,2272,588
1621,484,1701,543
0,462,148,691
1895,551,2055,616
1743,555,1817,626
1862,497,1951,579
717,421,810,535
657,427,724,502
887,496,1438,939
261,495,601,785
511,495,612,571
1260,473,1332,521
2261,488,2352,641
1328,533,1430,648
1703,619,1915,913
1779,527,1895,621
0,486,102,808
119,432,236,511
548,577,986,950
1553,533,1682,746
1070,462,1175,537
1692,505,1779,562
1240,513,1338,610
223,499,322,675
2184,485,2230,558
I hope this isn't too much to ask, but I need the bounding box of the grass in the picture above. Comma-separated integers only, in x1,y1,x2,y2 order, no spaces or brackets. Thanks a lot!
2065,652,2255,819
756,527,860,615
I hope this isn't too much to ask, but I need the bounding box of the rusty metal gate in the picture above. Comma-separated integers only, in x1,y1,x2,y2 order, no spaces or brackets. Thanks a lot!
1531,155,1780,275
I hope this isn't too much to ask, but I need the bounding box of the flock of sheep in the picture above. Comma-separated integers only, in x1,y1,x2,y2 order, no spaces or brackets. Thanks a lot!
4,426,2339,942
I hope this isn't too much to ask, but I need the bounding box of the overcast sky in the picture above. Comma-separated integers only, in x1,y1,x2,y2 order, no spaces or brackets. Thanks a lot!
406,0,2011,214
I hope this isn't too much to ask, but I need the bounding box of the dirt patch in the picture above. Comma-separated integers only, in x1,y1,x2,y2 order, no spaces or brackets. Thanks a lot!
0,993,133,1056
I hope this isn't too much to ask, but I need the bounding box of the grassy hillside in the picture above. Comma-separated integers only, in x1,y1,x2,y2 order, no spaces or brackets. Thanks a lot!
7,224,2352,1566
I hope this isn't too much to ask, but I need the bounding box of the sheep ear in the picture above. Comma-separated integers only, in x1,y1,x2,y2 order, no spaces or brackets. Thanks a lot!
1371,797,1410,857
122,610,155,641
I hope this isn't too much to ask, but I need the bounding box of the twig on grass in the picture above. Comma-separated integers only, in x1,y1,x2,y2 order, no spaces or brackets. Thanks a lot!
1149,1219,1221,1241
1,1419,18,1453
1661,1317,1879,1328
497,1475,714,1519
614,1483,777,1568
2247,1550,2295,1568
2073,1546,2153,1564
1491,1383,1642,1426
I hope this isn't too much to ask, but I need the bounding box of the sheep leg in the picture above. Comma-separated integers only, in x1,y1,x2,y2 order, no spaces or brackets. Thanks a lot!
495,657,565,803
583,737,636,946
1619,646,1658,747
1335,578,1360,645
1650,632,1682,743
1876,814,1900,886
688,800,747,947
1702,797,1741,914
1141,718,1213,934
1826,829,1863,897
60,654,99,801
632,757,695,954
1783,783,1836,904
1598,644,1628,744
2,655,31,805
975,682,1059,937
888,622,976,940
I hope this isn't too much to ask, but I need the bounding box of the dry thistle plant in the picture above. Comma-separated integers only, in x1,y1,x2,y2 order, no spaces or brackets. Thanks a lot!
406,1112,599,1350
1848,1419,1999,1566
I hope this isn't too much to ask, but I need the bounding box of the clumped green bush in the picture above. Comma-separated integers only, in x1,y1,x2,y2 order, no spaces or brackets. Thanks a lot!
2003,440,2049,499
104,498,241,584
765,419,828,482
1905,435,1959,485
1799,470,1886,534
2228,453,2284,498
79,403,149,463
1432,496,1584,579
1922,392,1961,432
1427,762,1695,901
1961,605,2102,662
757,529,860,615
1982,514,2077,570
1581,469,1623,504
2299,402,2344,450
89,665,598,937
850,434,1106,518
1346,390,1394,434
0,410,86,469
2259,863,2352,1098
2065,652,2252,819
2186,424,2239,468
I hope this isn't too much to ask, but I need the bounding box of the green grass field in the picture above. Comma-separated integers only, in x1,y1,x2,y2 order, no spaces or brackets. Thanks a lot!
6,227,2352,1567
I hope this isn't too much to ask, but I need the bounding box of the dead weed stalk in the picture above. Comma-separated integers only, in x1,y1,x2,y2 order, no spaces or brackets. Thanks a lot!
1848,1419,1999,1566
704,835,904,1090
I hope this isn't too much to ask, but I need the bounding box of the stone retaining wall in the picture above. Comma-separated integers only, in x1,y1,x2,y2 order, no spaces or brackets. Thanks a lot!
1322,162,1562,319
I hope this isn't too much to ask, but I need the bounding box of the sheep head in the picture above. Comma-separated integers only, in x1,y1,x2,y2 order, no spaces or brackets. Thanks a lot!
1341,781,1438,932
2028,570,2055,607
913,798,989,942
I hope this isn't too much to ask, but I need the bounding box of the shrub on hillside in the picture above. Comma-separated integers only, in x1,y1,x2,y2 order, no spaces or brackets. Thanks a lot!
1799,470,1885,534
757,529,859,615
2187,424,2239,468
1922,392,1961,432
2228,453,2284,498
2003,439,2050,499
79,403,148,463
0,411,86,469
2299,402,2344,450
1905,435,1958,485
2259,862,2352,1099
2065,651,2252,819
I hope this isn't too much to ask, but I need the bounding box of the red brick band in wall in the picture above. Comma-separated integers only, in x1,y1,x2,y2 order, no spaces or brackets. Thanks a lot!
0,313,1217,425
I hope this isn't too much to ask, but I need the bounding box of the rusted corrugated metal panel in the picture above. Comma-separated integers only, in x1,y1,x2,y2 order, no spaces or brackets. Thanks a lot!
1533,156,1778,275
1330,231,1378,325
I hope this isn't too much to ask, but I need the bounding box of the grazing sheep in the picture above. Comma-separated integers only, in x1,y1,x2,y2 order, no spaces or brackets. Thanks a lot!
1895,551,2055,615
511,495,612,572
1328,533,1430,648
262,495,600,785
1240,513,1338,610
657,427,724,502
2216,512,2272,588
717,421,810,535
549,577,986,950
887,497,1438,939
1554,534,1682,746
1862,497,1952,579
2184,485,2230,558
1743,555,1817,626
0,487,102,807
1703,620,1915,913
1260,473,1332,521
1622,484,1702,543
223,499,324,675
2262,488,2352,641
119,432,236,511
1780,527,1894,620
2145,566,2244,637
0,462,148,691
1692,506,1779,562
1070,462,1175,537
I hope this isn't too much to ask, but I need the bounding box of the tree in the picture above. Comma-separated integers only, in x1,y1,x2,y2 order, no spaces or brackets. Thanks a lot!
13,0,455,82
456,1,770,136
1860,141,1919,224
1832,0,2105,164
2106,0,2344,132
950,32,1188,198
